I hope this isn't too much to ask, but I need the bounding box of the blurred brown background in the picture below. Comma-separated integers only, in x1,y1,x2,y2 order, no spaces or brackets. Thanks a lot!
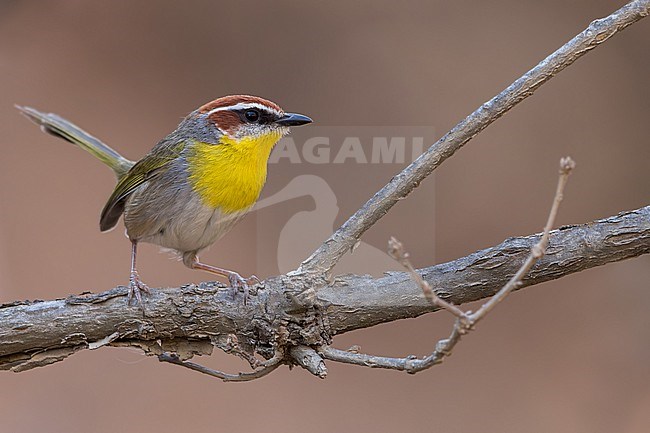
1,1,649,432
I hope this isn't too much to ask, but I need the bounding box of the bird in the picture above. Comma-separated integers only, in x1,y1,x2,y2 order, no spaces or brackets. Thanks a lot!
17,95,312,307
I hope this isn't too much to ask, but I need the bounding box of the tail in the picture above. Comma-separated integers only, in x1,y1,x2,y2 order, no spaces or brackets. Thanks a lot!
16,105,135,179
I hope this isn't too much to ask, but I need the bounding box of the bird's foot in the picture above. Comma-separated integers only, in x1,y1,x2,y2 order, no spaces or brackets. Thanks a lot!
226,272,261,304
190,259,260,304
127,271,150,310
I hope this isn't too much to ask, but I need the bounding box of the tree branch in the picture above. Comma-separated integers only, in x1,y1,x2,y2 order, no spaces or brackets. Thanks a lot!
296,0,650,280
3,1,649,380
319,205,649,335
1,205,647,373
158,351,283,382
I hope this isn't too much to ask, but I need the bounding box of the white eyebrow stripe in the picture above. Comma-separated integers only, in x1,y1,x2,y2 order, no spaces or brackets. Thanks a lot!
206,102,282,116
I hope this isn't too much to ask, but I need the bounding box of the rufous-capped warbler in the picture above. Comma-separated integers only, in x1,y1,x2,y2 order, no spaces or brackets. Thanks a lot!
17,95,312,307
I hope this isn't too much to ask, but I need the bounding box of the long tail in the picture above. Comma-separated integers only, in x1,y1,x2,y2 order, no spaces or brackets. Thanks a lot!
16,105,135,179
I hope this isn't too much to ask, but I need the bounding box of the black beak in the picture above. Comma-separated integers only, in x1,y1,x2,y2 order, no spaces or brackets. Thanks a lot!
275,112,312,127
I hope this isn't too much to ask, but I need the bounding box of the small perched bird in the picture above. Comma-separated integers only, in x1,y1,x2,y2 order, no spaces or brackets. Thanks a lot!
18,95,312,306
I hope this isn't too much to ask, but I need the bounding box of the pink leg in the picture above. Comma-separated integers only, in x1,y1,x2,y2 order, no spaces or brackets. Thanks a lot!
190,257,259,302
127,240,150,309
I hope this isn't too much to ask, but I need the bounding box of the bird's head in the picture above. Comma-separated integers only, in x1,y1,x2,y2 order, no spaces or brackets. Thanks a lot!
182,95,312,212
194,95,312,142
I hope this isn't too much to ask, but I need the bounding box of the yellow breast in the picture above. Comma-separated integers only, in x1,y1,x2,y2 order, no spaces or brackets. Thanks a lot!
186,131,282,212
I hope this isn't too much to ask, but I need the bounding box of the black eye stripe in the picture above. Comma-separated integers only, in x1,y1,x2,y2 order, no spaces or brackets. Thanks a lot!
232,108,278,124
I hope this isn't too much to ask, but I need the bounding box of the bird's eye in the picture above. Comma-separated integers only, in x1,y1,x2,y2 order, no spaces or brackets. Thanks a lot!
244,109,260,123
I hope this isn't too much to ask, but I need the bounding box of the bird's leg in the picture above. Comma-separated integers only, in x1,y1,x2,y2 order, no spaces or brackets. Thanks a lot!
127,239,150,309
190,257,259,302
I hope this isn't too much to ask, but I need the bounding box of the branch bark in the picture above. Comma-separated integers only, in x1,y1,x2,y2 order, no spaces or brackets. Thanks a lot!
1,206,647,373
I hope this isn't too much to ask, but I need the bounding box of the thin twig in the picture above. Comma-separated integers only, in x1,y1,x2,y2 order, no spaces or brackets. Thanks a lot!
296,0,649,280
320,157,575,373
469,157,576,323
319,322,466,373
388,237,467,319
158,352,283,382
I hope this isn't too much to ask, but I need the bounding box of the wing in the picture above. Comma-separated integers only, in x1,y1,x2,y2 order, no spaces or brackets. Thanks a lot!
99,139,186,232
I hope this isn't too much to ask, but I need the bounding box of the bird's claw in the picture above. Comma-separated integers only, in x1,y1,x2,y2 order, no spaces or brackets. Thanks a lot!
127,271,150,310
226,272,260,304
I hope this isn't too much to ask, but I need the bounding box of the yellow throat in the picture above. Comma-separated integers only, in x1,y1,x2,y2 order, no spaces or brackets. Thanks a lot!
187,131,282,213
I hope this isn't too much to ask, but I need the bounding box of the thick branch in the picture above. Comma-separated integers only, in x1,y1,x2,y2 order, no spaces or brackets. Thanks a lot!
296,0,650,279
320,206,649,335
1,206,647,372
